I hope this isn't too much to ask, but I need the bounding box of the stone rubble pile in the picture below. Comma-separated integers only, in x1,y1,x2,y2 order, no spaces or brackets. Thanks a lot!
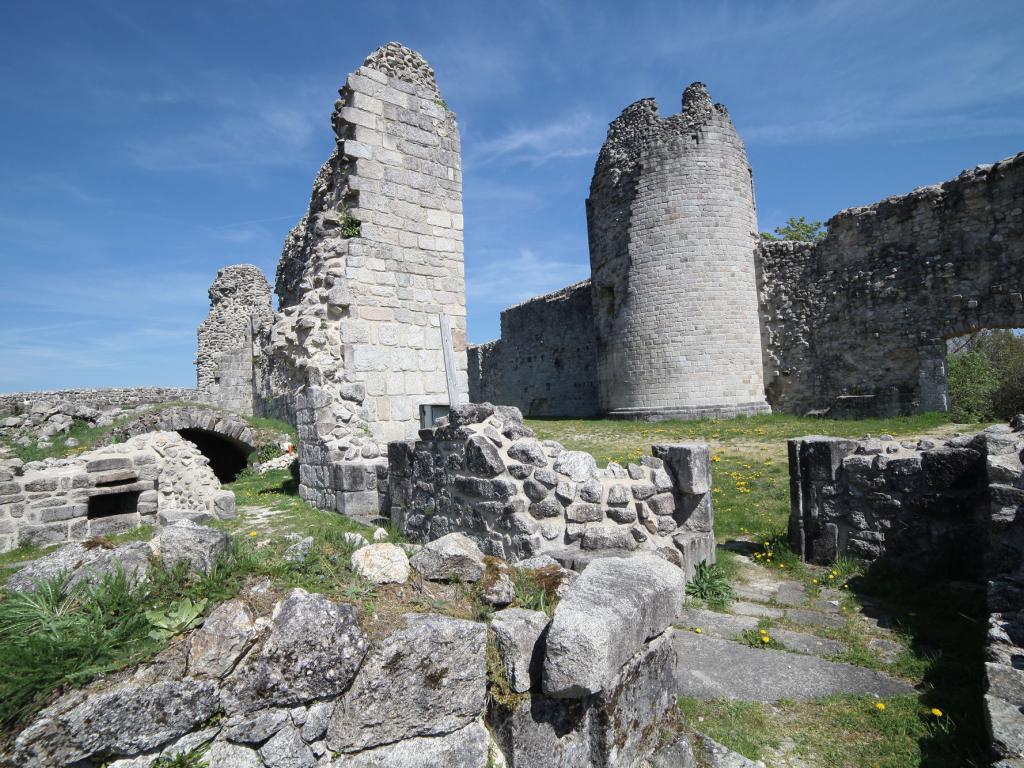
7,551,691,768
388,403,716,576
0,431,235,553
0,398,129,447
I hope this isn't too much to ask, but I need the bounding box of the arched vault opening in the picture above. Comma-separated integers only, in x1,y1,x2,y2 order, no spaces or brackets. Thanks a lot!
176,428,254,483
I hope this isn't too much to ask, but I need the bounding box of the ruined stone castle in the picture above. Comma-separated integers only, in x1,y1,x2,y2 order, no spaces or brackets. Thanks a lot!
184,43,1020,518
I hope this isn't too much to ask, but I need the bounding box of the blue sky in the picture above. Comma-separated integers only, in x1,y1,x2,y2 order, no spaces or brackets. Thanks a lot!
1,0,1022,391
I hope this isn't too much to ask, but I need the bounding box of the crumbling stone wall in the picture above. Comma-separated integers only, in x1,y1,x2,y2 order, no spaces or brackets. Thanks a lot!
259,42,466,515
586,83,769,419
387,403,715,576
787,432,988,572
0,387,199,416
762,153,1024,416
468,280,598,418
0,431,234,553
196,265,275,416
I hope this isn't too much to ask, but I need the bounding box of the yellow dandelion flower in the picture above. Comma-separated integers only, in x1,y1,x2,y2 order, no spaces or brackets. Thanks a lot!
874,702,886,711
759,628,767,634
694,627,702,634
248,531,259,537
760,635,770,643
931,707,943,717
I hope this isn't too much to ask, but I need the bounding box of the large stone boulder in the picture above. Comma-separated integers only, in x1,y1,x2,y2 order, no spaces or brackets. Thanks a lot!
156,520,230,575
223,589,367,712
542,554,685,697
351,543,410,584
410,532,487,582
13,679,220,767
5,541,152,594
327,614,487,752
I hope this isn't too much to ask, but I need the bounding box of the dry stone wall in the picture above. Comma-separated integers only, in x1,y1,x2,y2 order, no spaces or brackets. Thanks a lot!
762,153,1024,416
787,432,989,573
0,387,200,416
260,42,466,516
8,555,691,767
0,431,234,553
387,403,715,576
467,281,598,418
196,265,275,416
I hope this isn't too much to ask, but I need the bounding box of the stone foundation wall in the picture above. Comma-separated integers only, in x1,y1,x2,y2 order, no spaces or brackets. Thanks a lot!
787,432,988,574
0,387,200,415
387,403,715,576
762,153,1024,416
0,432,234,553
467,280,598,418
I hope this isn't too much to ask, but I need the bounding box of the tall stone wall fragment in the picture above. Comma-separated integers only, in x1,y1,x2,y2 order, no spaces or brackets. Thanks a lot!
196,264,275,416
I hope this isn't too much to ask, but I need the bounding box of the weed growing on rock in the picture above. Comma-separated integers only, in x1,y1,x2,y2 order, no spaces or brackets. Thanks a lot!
686,561,736,609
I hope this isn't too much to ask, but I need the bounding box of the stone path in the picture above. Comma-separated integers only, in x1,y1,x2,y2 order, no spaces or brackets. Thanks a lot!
675,553,914,703
673,633,913,701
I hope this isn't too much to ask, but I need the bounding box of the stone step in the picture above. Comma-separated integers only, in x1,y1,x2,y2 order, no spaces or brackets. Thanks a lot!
673,633,914,702
679,608,847,659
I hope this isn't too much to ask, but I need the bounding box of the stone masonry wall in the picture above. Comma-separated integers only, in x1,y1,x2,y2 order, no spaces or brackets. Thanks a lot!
0,387,200,416
262,42,466,516
196,265,275,416
0,431,234,553
388,403,715,577
761,152,1024,416
467,280,598,418
587,83,770,420
787,432,988,574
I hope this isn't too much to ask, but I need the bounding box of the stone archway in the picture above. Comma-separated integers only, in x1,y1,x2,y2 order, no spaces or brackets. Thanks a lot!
113,406,258,482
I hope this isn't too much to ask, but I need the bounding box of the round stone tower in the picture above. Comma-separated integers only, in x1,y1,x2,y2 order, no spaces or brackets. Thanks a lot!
586,82,770,419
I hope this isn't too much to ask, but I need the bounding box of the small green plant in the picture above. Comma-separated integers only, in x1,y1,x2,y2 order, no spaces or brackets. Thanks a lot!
151,746,208,767
485,633,527,711
146,597,207,640
512,569,547,614
252,443,285,465
340,209,361,238
435,97,450,112
686,561,736,609
738,627,786,650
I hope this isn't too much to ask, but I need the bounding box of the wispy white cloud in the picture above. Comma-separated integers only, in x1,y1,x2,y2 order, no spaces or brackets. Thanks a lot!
466,246,589,322
467,112,601,167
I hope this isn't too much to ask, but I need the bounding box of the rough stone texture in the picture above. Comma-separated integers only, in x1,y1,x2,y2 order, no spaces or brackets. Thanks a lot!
468,280,598,418
5,540,152,593
256,42,467,518
330,720,489,767
112,405,258,464
788,433,987,573
224,589,368,712
327,613,487,752
187,599,258,678
672,633,912,702
196,265,276,416
409,531,486,582
0,430,233,554
761,153,1024,416
491,607,548,693
156,520,231,576
542,554,686,697
350,542,410,584
388,403,716,569
12,679,220,767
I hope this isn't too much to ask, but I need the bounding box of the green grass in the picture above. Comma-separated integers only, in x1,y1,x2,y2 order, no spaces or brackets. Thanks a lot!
679,694,962,767
686,561,736,610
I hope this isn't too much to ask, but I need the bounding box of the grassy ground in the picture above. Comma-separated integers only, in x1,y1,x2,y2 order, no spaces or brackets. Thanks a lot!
529,412,992,767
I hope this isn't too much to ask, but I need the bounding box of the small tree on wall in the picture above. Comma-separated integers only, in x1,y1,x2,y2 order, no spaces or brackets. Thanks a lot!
760,216,827,242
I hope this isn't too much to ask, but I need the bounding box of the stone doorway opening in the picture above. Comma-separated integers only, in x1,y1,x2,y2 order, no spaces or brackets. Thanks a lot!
87,490,140,519
176,428,253,483
939,328,1024,418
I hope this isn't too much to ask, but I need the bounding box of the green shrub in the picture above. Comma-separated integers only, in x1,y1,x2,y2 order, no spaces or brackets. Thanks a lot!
947,350,997,421
686,561,736,610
